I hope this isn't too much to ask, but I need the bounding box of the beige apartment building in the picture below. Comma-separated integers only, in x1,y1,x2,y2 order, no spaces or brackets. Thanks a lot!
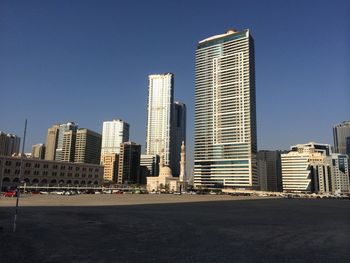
101,153,118,182
45,124,60,160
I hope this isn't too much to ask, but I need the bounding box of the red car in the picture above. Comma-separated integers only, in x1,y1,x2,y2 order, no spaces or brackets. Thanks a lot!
4,191,17,197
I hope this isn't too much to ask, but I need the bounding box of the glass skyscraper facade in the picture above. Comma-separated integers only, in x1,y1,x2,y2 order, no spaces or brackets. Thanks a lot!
194,29,257,189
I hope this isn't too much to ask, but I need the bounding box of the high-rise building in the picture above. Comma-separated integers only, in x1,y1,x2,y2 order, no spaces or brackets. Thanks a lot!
32,143,46,159
118,142,141,185
171,101,186,177
101,153,119,182
330,154,349,194
101,119,129,156
193,29,257,189
55,122,78,162
333,121,350,155
146,73,174,168
257,158,267,191
257,150,282,192
74,128,102,164
0,131,20,156
45,124,60,160
281,142,331,193
140,154,159,177
61,130,77,162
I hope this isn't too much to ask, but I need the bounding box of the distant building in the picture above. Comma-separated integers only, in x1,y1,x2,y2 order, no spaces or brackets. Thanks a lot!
193,29,257,189
333,121,350,155
146,73,174,168
118,142,141,185
74,128,102,164
45,124,60,160
257,158,267,191
171,101,186,177
32,143,46,159
330,154,349,194
100,119,129,183
62,130,77,162
140,154,159,177
0,155,104,188
0,131,20,156
101,119,129,156
101,153,118,182
257,150,282,192
55,122,78,162
281,142,331,193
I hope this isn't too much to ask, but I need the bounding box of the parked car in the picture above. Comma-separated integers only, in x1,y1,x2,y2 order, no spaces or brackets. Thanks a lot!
4,191,17,197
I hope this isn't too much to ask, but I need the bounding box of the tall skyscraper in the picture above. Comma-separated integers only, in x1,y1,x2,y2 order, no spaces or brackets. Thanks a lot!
0,131,20,156
194,29,257,189
101,119,129,156
55,122,78,162
32,143,46,159
118,142,141,185
74,128,102,164
333,121,350,155
171,101,186,176
146,73,174,168
100,119,129,182
45,124,60,160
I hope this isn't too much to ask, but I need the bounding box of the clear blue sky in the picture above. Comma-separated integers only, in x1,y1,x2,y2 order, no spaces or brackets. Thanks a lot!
1,0,349,167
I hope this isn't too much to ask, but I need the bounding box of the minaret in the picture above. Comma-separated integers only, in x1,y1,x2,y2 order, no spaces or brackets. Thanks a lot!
159,149,164,168
179,141,186,182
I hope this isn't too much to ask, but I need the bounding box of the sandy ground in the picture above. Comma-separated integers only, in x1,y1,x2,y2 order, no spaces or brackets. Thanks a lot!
0,193,269,207
1,196,349,263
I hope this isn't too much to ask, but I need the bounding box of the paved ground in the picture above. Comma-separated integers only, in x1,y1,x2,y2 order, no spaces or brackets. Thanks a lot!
0,195,349,263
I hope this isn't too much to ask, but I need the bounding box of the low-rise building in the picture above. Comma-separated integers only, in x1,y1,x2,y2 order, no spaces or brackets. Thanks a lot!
0,155,104,188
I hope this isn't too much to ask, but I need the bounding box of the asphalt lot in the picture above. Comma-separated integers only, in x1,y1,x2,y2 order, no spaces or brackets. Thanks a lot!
0,195,349,263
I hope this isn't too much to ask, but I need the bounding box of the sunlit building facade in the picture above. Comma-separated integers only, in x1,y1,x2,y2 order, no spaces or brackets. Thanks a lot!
101,119,129,156
194,29,257,189
146,73,174,167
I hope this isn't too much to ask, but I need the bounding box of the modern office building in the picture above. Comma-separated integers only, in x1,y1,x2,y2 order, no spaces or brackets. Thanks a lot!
32,143,46,159
330,154,349,194
55,122,78,162
74,128,102,164
0,155,104,188
257,150,282,192
333,121,350,155
101,119,129,156
117,142,141,185
101,153,118,182
281,143,331,193
193,29,257,189
146,73,174,168
171,101,186,177
140,154,159,177
0,131,20,156
45,124,60,160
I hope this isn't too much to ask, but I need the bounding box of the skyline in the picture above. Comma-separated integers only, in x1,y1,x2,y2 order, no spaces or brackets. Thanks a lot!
1,0,349,164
